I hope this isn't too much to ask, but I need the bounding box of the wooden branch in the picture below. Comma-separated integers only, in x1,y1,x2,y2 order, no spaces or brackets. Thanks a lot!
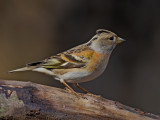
0,80,159,120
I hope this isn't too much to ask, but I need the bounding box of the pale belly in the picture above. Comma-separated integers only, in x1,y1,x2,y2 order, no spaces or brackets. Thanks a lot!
62,69,104,83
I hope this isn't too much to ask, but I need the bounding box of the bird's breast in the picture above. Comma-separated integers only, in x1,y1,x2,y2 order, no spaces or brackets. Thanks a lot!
86,52,109,72
71,52,111,83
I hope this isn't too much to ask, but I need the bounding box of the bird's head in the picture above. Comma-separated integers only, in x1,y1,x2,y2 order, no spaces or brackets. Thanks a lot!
87,29,125,53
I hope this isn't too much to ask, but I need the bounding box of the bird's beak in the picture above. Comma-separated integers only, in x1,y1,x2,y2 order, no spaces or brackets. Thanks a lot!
116,37,126,44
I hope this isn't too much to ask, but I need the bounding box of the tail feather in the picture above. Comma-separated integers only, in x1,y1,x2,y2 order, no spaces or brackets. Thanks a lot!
8,67,34,73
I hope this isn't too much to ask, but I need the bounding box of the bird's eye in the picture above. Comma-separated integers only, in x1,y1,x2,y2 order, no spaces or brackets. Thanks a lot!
109,37,114,40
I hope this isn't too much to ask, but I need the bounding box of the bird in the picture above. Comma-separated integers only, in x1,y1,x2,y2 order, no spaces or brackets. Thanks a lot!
9,29,125,94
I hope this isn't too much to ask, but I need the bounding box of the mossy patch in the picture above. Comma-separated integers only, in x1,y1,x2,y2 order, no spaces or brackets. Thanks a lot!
0,91,24,117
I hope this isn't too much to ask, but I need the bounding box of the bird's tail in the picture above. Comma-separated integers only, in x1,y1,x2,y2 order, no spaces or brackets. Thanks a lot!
8,67,34,73
9,61,43,73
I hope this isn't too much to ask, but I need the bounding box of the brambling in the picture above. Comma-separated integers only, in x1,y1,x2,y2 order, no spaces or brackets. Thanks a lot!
9,29,125,94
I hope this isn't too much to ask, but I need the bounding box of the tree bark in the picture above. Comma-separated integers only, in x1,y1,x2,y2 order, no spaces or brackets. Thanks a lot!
0,80,159,120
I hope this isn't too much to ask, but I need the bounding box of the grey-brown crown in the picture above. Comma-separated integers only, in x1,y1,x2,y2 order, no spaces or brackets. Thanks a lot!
96,29,111,34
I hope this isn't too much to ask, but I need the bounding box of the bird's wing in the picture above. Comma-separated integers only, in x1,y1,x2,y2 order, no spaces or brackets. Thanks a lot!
27,44,94,69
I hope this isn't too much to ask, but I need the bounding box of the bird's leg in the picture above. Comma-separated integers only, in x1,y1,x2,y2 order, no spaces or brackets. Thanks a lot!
74,83,89,93
60,79,76,94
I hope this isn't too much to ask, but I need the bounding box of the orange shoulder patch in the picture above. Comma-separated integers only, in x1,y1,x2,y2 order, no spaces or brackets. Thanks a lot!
86,52,105,71
72,50,94,60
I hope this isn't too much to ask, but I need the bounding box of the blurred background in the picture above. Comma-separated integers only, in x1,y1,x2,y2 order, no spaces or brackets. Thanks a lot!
0,0,160,115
